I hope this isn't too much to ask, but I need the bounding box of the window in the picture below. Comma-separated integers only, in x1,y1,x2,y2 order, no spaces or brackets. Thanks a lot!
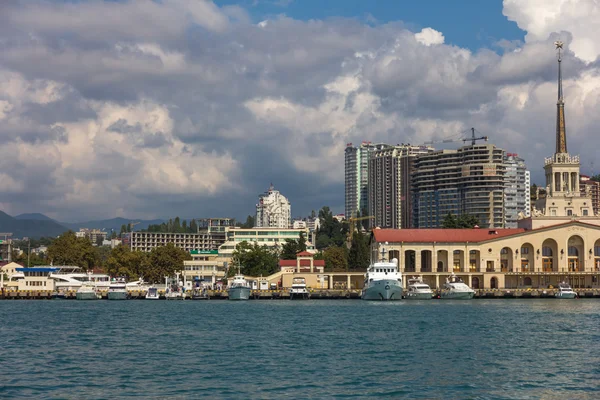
567,209,573,216
521,247,529,254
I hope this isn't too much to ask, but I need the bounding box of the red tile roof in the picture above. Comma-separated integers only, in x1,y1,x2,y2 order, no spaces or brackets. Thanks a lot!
279,259,325,267
372,228,525,244
296,251,313,257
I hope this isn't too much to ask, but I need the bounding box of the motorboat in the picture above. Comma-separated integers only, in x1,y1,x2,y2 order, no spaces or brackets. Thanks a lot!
76,284,98,300
361,246,402,301
107,277,128,300
555,281,577,299
405,276,433,300
440,273,475,300
145,286,160,300
228,272,251,301
289,277,310,299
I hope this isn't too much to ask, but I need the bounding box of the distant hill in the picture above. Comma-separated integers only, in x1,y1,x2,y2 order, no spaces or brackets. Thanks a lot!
1,212,166,238
60,217,166,233
0,211,69,239
14,213,55,221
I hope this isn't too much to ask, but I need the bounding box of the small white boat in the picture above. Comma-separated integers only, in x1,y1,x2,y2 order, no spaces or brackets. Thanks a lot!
76,285,98,300
108,277,128,300
555,282,577,299
289,277,310,300
440,273,475,300
405,276,433,300
228,272,251,301
145,287,160,300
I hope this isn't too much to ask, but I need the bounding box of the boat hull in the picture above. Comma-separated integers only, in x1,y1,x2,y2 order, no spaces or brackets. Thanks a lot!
228,287,251,300
362,280,402,301
556,292,577,299
76,291,97,300
440,290,474,300
405,291,433,300
289,290,310,300
107,291,128,300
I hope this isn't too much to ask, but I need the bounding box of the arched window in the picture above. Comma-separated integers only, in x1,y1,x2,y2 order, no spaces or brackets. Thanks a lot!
568,246,578,257
524,277,532,286
595,246,600,257
542,247,553,257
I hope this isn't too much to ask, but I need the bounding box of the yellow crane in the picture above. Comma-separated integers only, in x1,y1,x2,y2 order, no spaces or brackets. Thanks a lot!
346,215,375,249
129,221,141,232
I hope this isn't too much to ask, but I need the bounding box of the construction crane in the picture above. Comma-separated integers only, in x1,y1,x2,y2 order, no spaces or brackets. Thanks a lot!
129,221,141,232
424,127,488,146
346,216,375,249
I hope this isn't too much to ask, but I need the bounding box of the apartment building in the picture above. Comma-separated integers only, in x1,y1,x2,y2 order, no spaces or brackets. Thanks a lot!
255,184,291,228
412,144,506,228
504,153,531,228
368,144,433,229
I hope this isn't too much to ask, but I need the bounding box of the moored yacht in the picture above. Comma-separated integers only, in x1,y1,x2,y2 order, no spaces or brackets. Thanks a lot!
76,284,98,300
145,286,160,300
440,273,475,300
405,276,433,300
555,281,577,299
289,277,310,299
228,271,251,301
107,277,128,300
362,246,402,301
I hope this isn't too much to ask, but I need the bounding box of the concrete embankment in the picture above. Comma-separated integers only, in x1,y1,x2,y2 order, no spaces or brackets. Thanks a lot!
2,288,600,300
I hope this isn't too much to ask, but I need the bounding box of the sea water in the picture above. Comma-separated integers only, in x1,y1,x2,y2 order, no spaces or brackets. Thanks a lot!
1,300,599,399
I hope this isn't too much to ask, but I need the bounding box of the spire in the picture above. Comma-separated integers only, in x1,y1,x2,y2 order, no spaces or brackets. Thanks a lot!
555,40,567,154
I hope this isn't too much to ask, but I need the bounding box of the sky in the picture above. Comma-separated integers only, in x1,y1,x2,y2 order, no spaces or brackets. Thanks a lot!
1,0,600,223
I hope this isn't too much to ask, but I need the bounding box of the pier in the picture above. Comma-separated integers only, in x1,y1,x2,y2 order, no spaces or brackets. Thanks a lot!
2,288,600,300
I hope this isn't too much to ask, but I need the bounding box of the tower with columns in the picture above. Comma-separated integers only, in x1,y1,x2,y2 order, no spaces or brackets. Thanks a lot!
533,41,593,223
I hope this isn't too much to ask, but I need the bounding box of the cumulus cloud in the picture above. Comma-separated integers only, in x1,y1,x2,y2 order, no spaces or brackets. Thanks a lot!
414,28,445,46
0,0,599,222
503,0,600,62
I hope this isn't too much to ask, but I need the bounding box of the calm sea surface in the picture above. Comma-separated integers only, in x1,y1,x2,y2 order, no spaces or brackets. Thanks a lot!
1,299,599,399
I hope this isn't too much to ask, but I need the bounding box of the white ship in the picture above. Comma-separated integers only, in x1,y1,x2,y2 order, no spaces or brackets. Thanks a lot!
440,273,475,300
145,287,160,300
405,276,433,300
228,272,251,301
76,284,98,300
555,281,577,299
362,246,402,301
107,277,128,300
289,277,310,300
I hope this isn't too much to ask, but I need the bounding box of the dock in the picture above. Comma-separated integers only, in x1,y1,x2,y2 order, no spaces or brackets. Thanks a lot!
2,288,600,300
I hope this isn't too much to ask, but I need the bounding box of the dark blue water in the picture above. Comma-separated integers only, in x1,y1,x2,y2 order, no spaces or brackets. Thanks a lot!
1,300,599,399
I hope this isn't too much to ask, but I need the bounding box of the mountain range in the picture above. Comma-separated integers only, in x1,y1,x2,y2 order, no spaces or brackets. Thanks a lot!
0,211,165,239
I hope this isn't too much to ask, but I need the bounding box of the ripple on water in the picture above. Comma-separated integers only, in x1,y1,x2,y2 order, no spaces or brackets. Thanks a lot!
1,299,599,398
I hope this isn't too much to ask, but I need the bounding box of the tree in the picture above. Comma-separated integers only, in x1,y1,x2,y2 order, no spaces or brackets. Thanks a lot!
323,246,348,272
457,214,480,229
47,231,98,271
280,232,308,260
316,206,347,250
441,213,479,229
591,174,600,182
144,243,191,283
110,230,117,239
441,213,458,228
348,230,369,270
240,215,255,229
120,224,127,234
190,219,198,233
231,241,279,277
106,244,147,280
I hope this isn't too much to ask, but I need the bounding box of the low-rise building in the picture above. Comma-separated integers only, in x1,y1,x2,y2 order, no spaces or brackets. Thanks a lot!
183,250,226,288
130,231,227,253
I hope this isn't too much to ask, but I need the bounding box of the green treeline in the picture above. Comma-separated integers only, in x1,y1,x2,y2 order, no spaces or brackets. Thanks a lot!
10,231,190,283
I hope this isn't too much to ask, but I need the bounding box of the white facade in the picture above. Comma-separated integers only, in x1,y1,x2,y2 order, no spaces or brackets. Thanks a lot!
504,154,530,228
255,184,291,228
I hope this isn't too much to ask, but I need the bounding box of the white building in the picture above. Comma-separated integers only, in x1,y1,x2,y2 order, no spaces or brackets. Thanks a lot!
504,153,531,228
255,184,291,228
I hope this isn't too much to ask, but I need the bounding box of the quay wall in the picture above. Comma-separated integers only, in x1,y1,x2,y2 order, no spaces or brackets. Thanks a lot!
2,288,600,300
